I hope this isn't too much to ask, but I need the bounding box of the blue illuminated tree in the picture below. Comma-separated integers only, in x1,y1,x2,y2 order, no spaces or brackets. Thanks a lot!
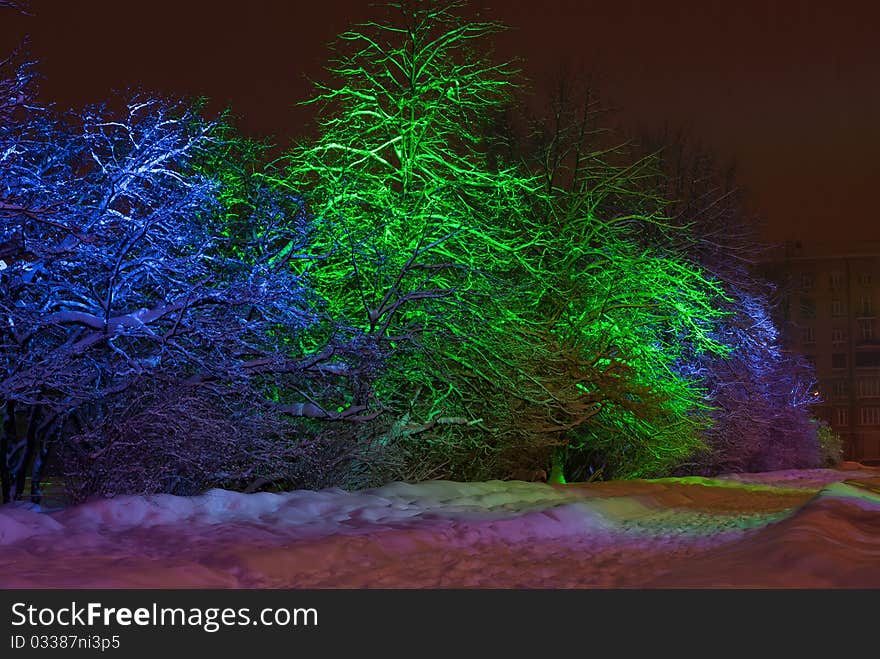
0,73,380,500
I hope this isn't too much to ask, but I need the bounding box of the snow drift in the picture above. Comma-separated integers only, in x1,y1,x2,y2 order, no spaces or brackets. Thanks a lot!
1,466,878,588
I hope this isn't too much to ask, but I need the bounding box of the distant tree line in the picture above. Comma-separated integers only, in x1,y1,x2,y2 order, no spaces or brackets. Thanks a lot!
0,1,834,503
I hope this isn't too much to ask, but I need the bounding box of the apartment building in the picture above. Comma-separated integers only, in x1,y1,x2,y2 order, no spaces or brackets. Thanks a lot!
761,241,880,463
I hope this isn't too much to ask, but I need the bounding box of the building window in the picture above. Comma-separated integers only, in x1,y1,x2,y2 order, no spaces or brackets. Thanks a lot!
799,297,816,318
800,326,815,345
800,272,815,290
859,272,872,287
831,299,846,317
859,296,874,317
855,352,880,368
830,271,843,289
834,407,849,426
832,353,847,370
832,380,849,400
858,378,880,398
859,407,880,426
832,327,847,346
859,319,875,341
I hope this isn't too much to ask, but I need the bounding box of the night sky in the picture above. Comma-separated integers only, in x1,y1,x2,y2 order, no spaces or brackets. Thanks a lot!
3,0,878,243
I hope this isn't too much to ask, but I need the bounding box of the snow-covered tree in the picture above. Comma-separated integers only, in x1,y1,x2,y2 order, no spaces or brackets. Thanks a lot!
275,3,738,483
0,82,381,500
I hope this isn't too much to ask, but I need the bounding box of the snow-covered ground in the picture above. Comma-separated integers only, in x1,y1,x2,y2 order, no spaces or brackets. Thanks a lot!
2,464,878,588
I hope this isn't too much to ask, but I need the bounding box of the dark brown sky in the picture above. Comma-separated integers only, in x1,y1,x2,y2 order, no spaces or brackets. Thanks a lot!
3,0,878,243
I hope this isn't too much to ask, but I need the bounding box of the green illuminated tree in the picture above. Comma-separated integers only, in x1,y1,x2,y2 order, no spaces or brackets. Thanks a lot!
511,80,733,479
277,3,735,482
276,1,546,473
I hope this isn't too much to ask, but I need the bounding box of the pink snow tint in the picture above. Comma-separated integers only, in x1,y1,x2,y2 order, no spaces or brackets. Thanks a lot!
1,466,878,588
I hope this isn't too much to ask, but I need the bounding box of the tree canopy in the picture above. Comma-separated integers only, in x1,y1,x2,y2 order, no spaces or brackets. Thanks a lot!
0,1,824,501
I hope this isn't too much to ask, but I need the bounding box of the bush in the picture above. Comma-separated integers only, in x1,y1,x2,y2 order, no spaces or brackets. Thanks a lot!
816,421,844,467
57,386,315,501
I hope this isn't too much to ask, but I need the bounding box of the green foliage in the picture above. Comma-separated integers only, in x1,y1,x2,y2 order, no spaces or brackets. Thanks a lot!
269,1,739,483
511,92,733,478
285,3,535,328
816,420,844,467
277,2,541,432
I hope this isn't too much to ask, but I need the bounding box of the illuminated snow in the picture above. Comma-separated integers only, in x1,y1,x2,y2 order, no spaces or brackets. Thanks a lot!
1,465,878,588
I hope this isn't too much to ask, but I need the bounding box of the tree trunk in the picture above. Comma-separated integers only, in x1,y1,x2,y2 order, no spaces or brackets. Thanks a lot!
14,405,40,500
1,401,10,503
548,445,567,484
30,415,58,505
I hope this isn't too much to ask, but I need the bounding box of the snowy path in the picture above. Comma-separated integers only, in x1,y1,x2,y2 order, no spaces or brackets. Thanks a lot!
1,466,879,588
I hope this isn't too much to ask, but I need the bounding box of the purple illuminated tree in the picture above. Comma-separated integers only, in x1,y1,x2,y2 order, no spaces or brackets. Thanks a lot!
642,134,822,472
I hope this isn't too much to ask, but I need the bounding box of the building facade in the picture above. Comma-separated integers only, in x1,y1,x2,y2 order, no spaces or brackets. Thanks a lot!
762,241,880,463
